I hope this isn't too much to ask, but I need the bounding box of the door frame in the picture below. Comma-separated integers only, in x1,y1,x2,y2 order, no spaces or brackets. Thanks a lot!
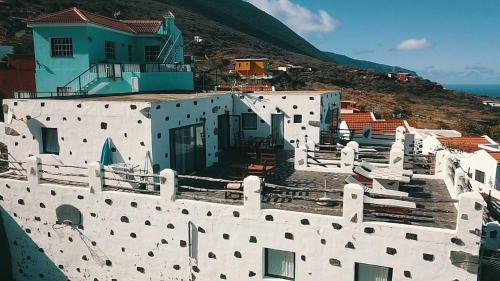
271,114,285,148
169,123,206,174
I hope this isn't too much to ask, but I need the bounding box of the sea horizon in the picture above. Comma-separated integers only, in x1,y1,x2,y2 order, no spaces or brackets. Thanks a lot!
444,83,500,98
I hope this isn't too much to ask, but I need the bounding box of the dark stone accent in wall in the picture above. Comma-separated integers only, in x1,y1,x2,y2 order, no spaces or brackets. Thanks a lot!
181,209,189,215
451,237,465,246
364,227,374,234
249,236,257,243
386,247,397,255
300,219,310,225
406,233,418,240
39,202,45,208
423,253,434,261
284,232,294,240
345,242,355,249
404,270,412,278
249,271,256,277
265,215,273,221
329,258,341,267
332,223,342,230
233,211,240,217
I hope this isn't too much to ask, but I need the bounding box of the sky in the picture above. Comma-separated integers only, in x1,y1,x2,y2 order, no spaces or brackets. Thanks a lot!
246,0,500,84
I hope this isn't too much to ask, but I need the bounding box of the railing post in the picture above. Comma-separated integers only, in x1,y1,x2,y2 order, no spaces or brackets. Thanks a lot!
160,169,177,203
243,175,262,215
96,64,99,79
343,184,364,223
88,162,103,195
26,156,40,186
78,76,81,92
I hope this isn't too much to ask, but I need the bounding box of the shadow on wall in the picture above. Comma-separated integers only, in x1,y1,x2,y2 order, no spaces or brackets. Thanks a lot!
0,208,69,280
0,209,13,281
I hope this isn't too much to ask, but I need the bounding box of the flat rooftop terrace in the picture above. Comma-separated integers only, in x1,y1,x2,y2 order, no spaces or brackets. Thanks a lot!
178,149,457,230
11,90,339,102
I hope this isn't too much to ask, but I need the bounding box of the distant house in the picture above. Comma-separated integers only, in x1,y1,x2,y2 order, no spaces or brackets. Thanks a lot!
396,72,416,82
24,7,193,98
0,54,36,98
234,58,271,79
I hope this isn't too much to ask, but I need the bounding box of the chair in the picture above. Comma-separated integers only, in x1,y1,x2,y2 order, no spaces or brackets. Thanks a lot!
225,182,243,200
260,152,277,181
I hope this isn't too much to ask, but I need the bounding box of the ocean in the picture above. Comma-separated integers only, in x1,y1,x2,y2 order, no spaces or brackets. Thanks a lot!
444,84,500,98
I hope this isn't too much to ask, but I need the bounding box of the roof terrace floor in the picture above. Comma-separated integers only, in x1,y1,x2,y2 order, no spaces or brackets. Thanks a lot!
178,149,457,229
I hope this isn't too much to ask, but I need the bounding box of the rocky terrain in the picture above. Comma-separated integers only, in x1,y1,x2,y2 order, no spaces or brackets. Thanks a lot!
1,0,499,139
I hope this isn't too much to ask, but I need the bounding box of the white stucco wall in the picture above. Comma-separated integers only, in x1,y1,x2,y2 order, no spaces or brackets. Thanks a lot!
150,94,233,170
233,92,340,150
3,99,153,169
0,168,484,281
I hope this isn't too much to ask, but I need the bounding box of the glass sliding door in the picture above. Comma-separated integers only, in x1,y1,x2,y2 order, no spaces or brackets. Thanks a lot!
170,123,205,174
271,114,285,147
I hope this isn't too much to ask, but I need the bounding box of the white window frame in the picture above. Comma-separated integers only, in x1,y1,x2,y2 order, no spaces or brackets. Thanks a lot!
264,248,295,280
51,38,73,57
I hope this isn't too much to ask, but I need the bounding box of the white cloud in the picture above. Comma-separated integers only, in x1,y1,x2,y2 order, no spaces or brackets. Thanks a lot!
396,38,433,51
246,0,339,36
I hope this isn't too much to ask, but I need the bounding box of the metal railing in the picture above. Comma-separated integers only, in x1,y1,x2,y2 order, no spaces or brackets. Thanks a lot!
121,63,191,73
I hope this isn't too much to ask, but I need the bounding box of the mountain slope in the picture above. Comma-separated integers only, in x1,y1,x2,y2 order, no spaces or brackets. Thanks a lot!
1,0,498,138
324,52,417,76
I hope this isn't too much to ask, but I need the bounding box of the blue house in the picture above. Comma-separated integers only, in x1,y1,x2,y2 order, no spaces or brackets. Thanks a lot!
26,7,194,97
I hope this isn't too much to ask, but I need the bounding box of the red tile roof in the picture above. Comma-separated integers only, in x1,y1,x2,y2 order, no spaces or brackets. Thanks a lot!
29,7,163,34
437,136,492,153
488,152,500,163
341,112,374,123
341,113,411,135
346,120,407,135
121,20,162,34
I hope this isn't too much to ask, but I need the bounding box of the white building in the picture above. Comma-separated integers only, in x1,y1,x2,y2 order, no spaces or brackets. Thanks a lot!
0,91,493,281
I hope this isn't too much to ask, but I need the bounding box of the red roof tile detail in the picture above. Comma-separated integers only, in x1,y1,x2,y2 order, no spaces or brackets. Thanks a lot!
488,152,500,163
121,20,162,34
29,7,162,34
437,136,492,153
341,112,374,123
346,120,407,134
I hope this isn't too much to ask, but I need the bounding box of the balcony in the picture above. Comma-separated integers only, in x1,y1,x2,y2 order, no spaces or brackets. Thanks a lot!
14,62,194,99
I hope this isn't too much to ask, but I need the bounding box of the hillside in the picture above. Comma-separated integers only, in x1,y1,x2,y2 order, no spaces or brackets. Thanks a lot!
0,0,499,139
324,52,417,76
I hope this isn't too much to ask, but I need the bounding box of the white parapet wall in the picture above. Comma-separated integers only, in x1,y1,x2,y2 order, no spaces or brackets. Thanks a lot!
0,157,486,281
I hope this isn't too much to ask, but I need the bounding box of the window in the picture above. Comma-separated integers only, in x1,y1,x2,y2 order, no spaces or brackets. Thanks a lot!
355,263,393,281
293,115,302,123
265,248,295,280
42,128,60,155
242,113,257,130
105,41,115,59
144,45,160,62
51,38,73,57
475,170,486,183
128,45,133,62
188,221,198,260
